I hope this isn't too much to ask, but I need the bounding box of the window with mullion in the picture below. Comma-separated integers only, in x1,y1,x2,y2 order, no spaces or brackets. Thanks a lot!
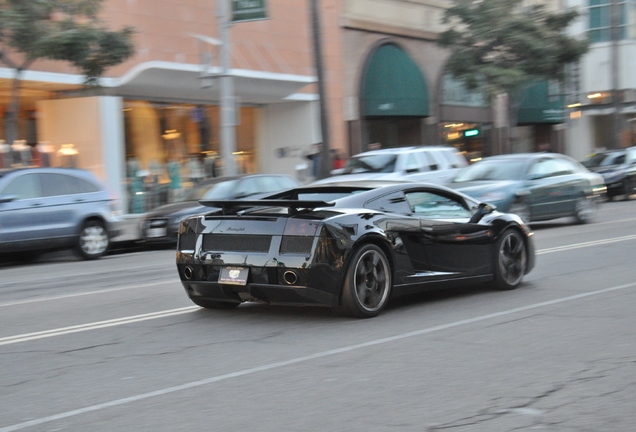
588,0,628,43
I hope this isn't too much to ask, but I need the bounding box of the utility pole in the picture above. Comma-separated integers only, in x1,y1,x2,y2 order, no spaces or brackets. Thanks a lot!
309,0,331,179
611,0,621,149
218,0,238,175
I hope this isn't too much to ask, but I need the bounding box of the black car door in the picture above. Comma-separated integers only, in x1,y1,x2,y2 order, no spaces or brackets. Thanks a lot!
403,190,493,280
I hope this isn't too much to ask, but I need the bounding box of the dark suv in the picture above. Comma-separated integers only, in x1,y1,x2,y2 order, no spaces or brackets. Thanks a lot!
0,167,121,260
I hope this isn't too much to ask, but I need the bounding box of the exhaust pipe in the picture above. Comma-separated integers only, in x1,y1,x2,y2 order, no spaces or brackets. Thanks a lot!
183,266,193,280
283,270,298,285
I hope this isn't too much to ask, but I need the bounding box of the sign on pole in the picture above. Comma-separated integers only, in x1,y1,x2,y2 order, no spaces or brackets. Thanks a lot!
232,0,268,23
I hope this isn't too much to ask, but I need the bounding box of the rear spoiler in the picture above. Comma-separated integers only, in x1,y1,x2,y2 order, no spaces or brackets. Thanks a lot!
199,199,336,215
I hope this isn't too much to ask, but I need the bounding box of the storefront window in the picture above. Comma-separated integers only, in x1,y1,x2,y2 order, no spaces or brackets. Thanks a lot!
441,122,486,163
122,100,258,212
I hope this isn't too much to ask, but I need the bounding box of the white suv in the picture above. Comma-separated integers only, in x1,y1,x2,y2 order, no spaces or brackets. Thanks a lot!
313,146,468,185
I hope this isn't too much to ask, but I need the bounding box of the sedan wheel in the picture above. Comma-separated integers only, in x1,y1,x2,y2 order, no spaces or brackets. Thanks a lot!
624,178,633,201
574,196,598,224
337,244,391,318
509,201,530,224
493,230,527,290
77,220,110,260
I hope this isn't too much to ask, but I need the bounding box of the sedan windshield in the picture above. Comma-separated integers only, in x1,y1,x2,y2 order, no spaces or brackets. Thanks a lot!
342,154,398,174
453,159,526,182
184,180,237,201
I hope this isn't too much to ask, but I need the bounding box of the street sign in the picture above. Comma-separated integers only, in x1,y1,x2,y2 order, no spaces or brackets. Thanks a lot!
232,0,268,23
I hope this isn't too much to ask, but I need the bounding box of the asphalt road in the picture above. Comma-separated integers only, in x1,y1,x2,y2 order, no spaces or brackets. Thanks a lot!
1,200,635,431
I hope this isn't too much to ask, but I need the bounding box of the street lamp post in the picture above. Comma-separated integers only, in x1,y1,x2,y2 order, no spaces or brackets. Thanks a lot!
218,0,238,176
192,1,238,177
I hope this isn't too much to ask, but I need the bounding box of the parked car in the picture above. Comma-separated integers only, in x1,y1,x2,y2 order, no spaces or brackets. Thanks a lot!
312,146,468,185
175,180,535,318
0,167,121,260
447,153,606,224
581,147,636,200
139,174,301,244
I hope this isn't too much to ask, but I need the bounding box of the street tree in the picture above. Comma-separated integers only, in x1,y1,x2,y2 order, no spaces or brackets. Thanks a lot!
438,0,588,150
0,0,135,145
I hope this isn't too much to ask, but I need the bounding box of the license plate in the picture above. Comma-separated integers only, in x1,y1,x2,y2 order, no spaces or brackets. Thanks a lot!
147,227,167,238
219,266,249,285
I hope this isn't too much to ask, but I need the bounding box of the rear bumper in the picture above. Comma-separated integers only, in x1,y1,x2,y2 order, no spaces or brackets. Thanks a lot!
177,259,343,308
182,281,337,307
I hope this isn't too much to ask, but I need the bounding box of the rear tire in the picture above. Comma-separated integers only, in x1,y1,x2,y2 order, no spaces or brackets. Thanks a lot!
336,244,391,318
189,296,240,310
493,229,527,290
77,220,110,260
623,178,633,201
509,201,530,224
574,196,598,224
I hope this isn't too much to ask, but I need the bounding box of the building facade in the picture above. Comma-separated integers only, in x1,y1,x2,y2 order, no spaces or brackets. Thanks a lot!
0,0,326,214
564,0,636,161
0,0,580,215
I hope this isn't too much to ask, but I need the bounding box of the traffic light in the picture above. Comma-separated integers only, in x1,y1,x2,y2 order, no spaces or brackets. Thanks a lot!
464,129,479,137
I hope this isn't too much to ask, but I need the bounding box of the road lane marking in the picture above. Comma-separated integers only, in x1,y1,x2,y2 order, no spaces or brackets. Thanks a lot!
0,307,197,346
1,281,634,432
4,232,636,309
536,234,636,255
2,232,636,341
0,280,179,308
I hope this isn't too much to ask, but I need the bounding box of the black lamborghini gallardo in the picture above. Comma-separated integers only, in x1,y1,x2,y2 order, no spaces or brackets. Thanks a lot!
176,181,535,318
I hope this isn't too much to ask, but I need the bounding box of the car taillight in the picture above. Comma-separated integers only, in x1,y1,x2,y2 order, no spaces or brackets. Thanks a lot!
283,218,320,236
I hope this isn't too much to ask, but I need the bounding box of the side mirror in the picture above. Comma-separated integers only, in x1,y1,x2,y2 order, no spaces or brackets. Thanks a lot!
469,202,495,223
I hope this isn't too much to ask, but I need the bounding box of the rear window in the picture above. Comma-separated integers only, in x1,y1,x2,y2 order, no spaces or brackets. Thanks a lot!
342,154,398,174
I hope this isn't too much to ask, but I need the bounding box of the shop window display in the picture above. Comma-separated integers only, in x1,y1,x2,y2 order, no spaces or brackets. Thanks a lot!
122,100,258,213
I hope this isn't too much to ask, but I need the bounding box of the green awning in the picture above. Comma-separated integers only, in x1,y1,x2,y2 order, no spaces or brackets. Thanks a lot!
362,44,429,117
517,81,565,124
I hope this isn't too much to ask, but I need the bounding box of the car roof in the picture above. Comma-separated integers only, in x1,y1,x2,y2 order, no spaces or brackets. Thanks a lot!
351,146,458,157
198,173,297,186
0,167,98,179
478,152,566,161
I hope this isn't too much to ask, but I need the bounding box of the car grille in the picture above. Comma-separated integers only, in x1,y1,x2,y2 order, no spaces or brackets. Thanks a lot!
280,236,314,254
202,234,271,253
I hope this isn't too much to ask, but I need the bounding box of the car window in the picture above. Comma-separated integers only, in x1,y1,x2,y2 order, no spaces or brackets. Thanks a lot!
453,159,526,182
193,180,237,200
40,173,100,196
260,176,295,193
405,191,471,219
342,154,397,174
0,173,42,199
404,153,424,173
528,158,574,178
365,191,412,213
419,151,439,170
235,177,264,198
604,153,626,165
277,176,299,189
